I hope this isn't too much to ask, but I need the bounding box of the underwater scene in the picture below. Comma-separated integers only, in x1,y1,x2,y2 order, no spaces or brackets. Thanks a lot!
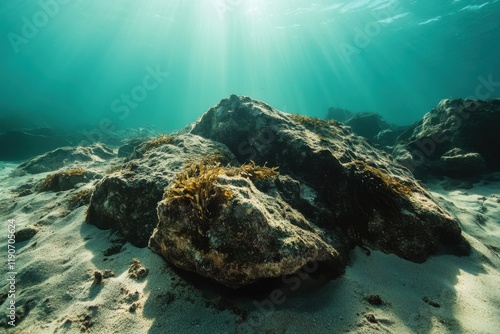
1,0,500,333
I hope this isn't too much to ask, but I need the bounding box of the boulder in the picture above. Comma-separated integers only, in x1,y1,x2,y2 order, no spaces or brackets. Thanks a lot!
436,148,486,177
38,168,97,192
117,139,146,158
394,98,500,177
150,171,345,288
86,172,166,248
90,95,469,288
12,144,114,175
86,134,236,248
164,95,466,273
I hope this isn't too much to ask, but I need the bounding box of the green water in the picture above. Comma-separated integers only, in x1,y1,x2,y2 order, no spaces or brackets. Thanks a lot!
1,0,499,135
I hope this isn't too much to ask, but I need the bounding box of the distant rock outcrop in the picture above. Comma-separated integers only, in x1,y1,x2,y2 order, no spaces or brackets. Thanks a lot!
325,107,353,123
393,99,500,178
0,128,72,161
12,144,114,175
325,110,407,147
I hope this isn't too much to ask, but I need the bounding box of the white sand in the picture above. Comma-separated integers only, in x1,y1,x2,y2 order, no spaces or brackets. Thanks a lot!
1,160,499,333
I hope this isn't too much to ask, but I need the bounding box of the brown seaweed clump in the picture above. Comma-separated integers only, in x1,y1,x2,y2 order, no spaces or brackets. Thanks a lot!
290,114,339,128
141,135,174,152
229,160,279,180
348,160,415,198
165,160,279,229
68,188,94,208
166,161,234,227
128,258,149,280
341,160,417,243
40,168,89,192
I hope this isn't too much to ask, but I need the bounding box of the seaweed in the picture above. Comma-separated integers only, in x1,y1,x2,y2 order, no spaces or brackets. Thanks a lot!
228,160,279,180
341,160,416,244
68,188,94,208
166,161,234,230
349,160,415,198
290,114,339,128
165,160,279,234
184,149,230,167
105,165,128,174
40,168,87,192
141,134,174,152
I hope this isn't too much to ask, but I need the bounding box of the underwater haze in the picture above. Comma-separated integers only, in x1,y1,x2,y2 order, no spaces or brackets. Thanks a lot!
1,0,500,135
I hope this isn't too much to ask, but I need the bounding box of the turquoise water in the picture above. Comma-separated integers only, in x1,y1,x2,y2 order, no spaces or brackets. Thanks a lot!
1,0,499,134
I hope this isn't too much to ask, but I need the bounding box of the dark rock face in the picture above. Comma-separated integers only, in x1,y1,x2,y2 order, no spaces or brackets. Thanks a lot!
86,173,166,248
117,139,146,158
86,134,235,248
441,178,474,191
436,148,486,176
375,128,400,147
394,99,500,177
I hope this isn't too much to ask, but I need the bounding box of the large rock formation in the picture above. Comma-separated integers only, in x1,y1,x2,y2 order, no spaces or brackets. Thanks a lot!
186,95,461,261
85,95,469,288
393,98,500,178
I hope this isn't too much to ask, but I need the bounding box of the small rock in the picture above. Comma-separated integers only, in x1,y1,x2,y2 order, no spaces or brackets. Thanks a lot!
365,314,378,323
93,271,103,285
124,291,140,303
129,303,138,313
128,259,149,280
16,227,39,242
102,270,115,279
422,296,440,308
103,244,123,257
366,294,384,306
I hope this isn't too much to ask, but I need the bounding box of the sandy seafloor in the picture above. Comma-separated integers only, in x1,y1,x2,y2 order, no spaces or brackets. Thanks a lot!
0,160,499,334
